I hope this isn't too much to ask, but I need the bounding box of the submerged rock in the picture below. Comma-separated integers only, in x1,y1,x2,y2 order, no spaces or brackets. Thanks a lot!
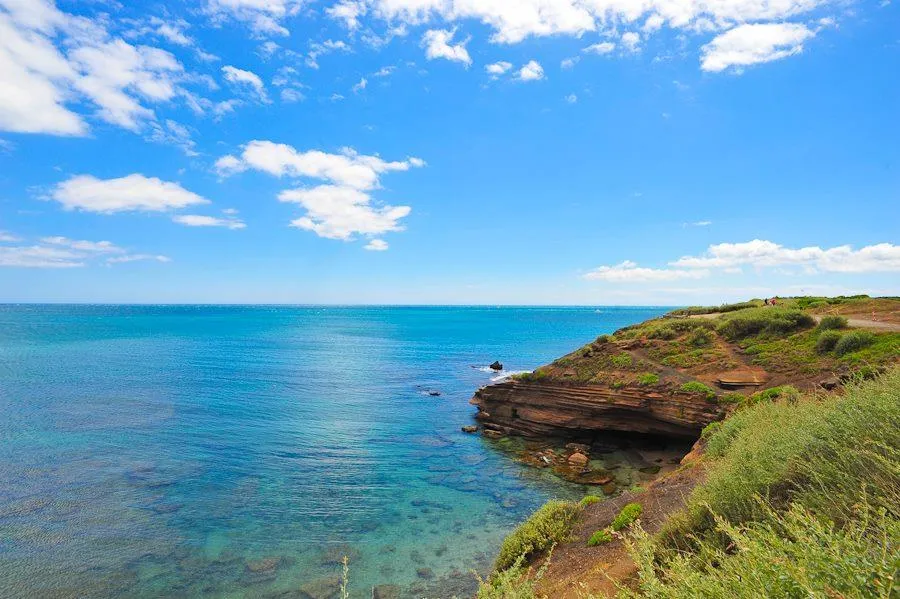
489,361,503,371
298,575,341,599
372,584,401,599
567,452,589,467
416,567,435,579
461,425,478,433
246,557,282,574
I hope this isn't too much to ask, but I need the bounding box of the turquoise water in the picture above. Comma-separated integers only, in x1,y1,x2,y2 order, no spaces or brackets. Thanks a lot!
0,305,667,598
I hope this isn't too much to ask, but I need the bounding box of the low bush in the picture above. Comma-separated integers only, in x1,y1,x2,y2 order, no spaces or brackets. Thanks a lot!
716,308,815,341
720,392,745,405
834,331,875,356
636,373,660,386
817,315,848,330
611,503,643,531
494,500,579,571
687,329,713,347
610,353,634,368
679,381,716,400
748,385,800,405
815,329,842,353
477,553,547,599
513,369,549,383
700,421,722,440
587,529,613,546
579,495,602,507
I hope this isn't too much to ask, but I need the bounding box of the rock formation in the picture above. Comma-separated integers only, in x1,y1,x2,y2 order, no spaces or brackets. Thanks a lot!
470,379,725,440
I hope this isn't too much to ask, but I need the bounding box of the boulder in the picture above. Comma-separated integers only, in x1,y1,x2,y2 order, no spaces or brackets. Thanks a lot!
246,557,281,574
820,377,840,390
567,452,589,467
417,567,435,579
461,425,478,433
489,361,503,371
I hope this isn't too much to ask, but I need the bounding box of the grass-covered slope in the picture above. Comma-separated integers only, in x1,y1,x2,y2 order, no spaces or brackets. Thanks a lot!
479,368,900,598
516,296,900,396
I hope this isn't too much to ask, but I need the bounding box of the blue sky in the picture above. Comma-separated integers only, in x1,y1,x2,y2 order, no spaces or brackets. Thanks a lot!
0,0,897,304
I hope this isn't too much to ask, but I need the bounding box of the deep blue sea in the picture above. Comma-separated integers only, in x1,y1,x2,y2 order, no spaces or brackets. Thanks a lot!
0,305,668,598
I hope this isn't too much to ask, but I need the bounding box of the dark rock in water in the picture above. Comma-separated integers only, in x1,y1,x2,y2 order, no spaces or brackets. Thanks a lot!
428,390,442,397
461,425,478,433
246,557,282,574
372,584,401,599
417,567,435,579
298,575,341,599
319,544,359,566
489,361,503,371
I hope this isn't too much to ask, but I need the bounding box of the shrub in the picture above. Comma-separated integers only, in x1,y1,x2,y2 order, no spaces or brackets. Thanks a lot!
660,370,900,551
477,553,548,599
588,529,613,546
720,392,745,405
494,500,579,571
716,308,815,341
815,330,842,353
834,331,875,356
611,353,634,368
513,369,548,383
637,373,660,386
594,335,611,344
611,503,643,531
748,385,800,405
679,381,716,400
687,329,713,348
700,421,722,440
579,495,602,507
817,315,848,330
622,501,899,599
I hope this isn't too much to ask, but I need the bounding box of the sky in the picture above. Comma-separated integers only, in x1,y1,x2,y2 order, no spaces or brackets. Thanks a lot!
0,0,897,305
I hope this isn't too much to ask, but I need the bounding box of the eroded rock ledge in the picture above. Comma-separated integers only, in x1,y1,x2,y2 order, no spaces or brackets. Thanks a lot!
470,380,726,440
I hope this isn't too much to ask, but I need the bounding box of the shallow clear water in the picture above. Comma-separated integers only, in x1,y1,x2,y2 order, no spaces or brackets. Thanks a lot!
0,305,667,598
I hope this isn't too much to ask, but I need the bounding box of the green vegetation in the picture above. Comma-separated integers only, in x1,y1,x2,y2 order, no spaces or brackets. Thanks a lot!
587,529,613,546
477,553,549,599
636,373,659,386
748,385,800,405
494,500,579,571
512,369,549,383
579,495,602,507
610,353,633,368
670,301,762,316
679,381,716,400
817,314,848,330
815,329,842,353
716,308,816,341
834,330,875,356
611,503,643,531
658,370,899,559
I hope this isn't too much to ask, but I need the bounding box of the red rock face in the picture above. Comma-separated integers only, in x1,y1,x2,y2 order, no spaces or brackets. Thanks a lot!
470,380,725,440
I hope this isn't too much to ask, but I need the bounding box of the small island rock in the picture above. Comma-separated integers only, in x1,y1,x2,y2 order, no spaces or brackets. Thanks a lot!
489,361,503,371
461,425,478,433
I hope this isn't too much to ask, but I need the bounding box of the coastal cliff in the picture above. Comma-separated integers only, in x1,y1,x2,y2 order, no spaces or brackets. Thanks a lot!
471,380,724,439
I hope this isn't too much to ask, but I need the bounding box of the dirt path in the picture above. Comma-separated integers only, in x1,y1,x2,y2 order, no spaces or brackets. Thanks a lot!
535,464,705,598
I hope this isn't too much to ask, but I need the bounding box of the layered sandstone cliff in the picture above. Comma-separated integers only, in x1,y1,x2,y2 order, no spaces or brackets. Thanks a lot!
470,379,726,439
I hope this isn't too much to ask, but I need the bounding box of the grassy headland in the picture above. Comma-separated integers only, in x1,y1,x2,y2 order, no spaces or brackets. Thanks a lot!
479,296,900,598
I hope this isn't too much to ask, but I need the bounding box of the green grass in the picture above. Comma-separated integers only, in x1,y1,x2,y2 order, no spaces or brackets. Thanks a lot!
587,529,613,546
679,381,716,400
669,301,762,316
512,369,549,383
611,503,643,531
579,495,602,507
636,373,659,386
494,500,579,571
622,369,900,598
817,314,848,330
610,353,634,368
834,330,875,356
716,308,816,341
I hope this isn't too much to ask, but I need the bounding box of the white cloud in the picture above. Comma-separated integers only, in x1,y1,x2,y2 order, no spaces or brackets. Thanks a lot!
352,77,368,93
422,29,471,65
50,174,211,213
0,235,167,268
205,0,303,36
583,41,615,55
328,0,367,29
560,56,580,69
684,220,712,227
516,60,544,81
222,65,269,102
621,31,641,53
306,39,351,69
216,140,424,189
0,0,204,136
372,65,396,77
172,214,247,229
565,93,578,103
584,260,710,282
0,230,21,242
280,87,305,102
365,238,389,251
672,240,900,273
701,23,815,72
217,141,424,246
485,61,513,77
106,253,171,264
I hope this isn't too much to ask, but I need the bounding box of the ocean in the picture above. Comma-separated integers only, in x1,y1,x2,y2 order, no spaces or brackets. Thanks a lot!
0,305,668,598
